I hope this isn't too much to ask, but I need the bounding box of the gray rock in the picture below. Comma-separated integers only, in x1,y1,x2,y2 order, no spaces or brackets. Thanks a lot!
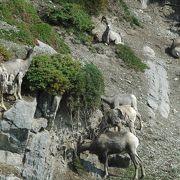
32,118,48,133
3,99,37,129
0,21,19,32
0,150,23,167
34,40,57,56
147,97,158,110
0,175,21,180
0,129,28,154
143,46,155,59
0,120,11,131
145,57,170,119
0,40,29,59
22,131,55,180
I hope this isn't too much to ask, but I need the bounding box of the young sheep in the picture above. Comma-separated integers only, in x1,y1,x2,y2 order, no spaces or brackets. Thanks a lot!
170,38,180,58
101,93,138,112
101,16,124,45
77,130,145,179
115,105,142,135
97,108,123,133
98,105,142,135
0,48,34,110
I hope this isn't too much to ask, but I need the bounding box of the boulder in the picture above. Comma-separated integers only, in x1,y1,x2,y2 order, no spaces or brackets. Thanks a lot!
3,99,37,129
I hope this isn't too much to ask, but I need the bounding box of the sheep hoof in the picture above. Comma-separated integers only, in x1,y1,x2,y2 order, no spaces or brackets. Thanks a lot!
103,174,109,179
140,173,145,179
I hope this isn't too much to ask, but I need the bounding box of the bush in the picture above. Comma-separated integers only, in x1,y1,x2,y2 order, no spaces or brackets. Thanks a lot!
53,0,107,15
73,63,105,109
46,3,93,32
116,44,148,72
0,45,12,61
25,55,104,110
25,54,81,95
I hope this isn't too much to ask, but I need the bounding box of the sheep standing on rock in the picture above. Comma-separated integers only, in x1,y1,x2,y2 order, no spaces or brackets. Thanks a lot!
0,48,34,110
77,130,145,179
170,37,180,58
101,16,124,45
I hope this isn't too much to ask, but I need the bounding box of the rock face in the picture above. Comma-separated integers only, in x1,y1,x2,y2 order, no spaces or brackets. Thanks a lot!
3,99,37,129
22,131,56,180
0,99,37,154
144,46,170,119
0,40,61,180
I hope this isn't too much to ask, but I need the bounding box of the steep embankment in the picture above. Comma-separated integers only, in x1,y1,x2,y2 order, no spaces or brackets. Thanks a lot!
60,1,180,179
0,0,179,180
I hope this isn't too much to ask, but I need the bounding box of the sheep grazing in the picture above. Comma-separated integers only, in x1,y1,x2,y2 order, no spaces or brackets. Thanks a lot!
101,16,124,45
101,93,138,112
170,38,180,58
77,130,145,179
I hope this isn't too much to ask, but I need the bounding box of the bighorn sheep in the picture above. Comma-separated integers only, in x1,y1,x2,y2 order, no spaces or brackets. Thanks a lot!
101,16,124,45
115,105,142,135
170,37,180,58
77,130,145,179
0,48,34,110
98,105,142,135
101,93,138,112
97,108,123,133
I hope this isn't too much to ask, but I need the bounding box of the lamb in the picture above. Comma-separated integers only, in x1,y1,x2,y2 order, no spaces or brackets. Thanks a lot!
98,105,142,135
97,108,123,133
115,105,142,135
77,130,145,179
101,93,138,112
101,16,124,45
170,37,180,58
0,48,34,110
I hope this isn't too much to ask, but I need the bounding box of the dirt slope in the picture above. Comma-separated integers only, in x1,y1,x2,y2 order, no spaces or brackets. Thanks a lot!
60,1,180,179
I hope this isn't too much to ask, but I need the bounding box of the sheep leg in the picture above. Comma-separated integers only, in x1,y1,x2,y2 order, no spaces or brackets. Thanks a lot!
17,72,23,99
136,154,145,178
104,151,109,178
0,90,7,110
13,81,18,100
129,153,139,180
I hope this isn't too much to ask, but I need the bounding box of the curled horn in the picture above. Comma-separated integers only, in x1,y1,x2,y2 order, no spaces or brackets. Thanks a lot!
101,16,108,25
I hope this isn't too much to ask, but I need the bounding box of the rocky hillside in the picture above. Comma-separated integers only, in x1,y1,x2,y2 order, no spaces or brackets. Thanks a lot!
0,0,180,180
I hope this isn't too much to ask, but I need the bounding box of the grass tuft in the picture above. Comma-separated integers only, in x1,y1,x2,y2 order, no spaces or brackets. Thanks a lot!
116,44,148,72
0,45,12,61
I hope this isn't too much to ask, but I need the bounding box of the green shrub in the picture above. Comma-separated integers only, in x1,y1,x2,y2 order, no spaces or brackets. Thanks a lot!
74,63,105,109
0,0,70,54
25,54,81,95
53,0,107,15
25,55,104,110
116,44,148,72
0,45,12,61
46,3,93,32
